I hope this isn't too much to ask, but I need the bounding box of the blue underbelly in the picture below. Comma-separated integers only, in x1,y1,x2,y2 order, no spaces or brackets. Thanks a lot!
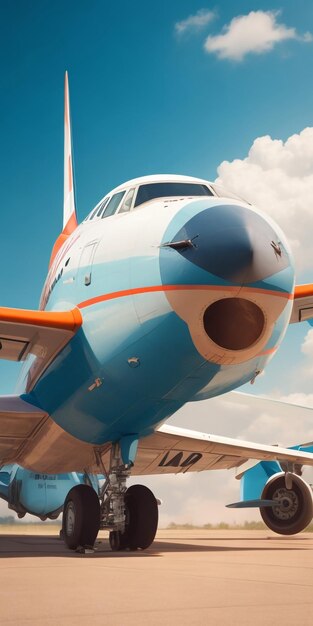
24,296,222,444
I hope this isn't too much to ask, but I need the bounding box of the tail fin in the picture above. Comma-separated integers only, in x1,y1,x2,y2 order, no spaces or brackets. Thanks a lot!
49,72,78,267
63,71,77,234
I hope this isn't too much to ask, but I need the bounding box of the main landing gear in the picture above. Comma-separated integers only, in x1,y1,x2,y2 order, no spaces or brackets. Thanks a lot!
62,442,158,552
62,484,100,549
260,473,313,535
109,484,158,551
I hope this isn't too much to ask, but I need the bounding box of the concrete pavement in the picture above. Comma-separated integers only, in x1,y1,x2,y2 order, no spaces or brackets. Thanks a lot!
1,528,313,625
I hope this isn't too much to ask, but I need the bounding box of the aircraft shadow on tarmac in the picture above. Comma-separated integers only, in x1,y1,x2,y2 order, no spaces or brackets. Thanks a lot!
0,534,311,559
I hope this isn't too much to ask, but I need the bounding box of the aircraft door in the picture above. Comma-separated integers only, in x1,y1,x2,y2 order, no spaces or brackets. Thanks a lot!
77,240,99,287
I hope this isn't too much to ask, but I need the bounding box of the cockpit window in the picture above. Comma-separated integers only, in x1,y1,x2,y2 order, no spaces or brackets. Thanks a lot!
134,182,213,208
102,190,126,218
86,197,110,221
96,196,110,217
88,206,99,221
118,188,136,214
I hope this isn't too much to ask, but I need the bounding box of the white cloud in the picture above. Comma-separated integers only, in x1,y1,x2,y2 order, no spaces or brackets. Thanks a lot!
298,329,313,379
301,328,313,359
129,469,259,526
215,127,313,271
204,10,312,61
280,392,313,409
175,8,216,36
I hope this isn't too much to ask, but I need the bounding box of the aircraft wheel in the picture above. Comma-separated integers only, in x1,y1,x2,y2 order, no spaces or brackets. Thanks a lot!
62,484,100,550
260,473,313,535
124,484,158,550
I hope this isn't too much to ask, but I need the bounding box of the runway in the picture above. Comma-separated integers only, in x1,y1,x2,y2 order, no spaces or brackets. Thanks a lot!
1,528,313,625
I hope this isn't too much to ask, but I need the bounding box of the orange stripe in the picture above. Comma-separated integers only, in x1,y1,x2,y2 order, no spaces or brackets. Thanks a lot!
49,214,78,268
257,346,278,357
52,231,80,271
241,286,293,300
0,306,82,331
294,284,313,299
78,285,293,310
49,233,68,269
63,211,78,236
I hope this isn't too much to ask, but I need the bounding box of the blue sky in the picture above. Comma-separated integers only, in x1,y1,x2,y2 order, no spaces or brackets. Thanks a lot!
0,0,312,398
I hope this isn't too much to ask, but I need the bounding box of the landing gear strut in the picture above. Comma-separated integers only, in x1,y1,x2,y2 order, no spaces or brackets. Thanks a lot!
61,442,158,551
108,484,158,551
100,443,158,551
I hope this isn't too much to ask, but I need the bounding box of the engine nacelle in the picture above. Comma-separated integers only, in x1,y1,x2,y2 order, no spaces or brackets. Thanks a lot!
260,472,313,535
0,464,99,520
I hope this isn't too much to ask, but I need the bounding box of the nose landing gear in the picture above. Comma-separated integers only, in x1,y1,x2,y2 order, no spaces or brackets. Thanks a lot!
62,484,101,550
109,484,158,551
61,442,158,552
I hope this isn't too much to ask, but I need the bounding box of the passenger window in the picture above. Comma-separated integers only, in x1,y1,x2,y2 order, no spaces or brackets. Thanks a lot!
118,188,135,214
102,191,126,218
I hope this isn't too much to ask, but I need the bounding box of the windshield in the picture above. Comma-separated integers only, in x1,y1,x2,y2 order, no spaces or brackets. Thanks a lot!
134,182,213,207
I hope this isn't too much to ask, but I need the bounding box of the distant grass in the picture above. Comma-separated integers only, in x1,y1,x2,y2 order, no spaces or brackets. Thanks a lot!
2,517,313,533
166,521,313,531
0,516,61,526
166,521,267,530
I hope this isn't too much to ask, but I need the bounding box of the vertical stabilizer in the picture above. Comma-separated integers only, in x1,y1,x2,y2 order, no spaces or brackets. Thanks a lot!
63,71,77,234
49,72,78,267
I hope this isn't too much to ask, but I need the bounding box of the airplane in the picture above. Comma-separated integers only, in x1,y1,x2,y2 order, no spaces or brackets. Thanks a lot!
0,72,313,551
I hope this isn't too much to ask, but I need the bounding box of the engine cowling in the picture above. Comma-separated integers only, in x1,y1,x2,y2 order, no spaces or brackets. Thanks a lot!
0,465,100,520
260,472,313,535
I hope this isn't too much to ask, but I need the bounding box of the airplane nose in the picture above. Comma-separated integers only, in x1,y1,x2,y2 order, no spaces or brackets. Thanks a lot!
170,204,290,284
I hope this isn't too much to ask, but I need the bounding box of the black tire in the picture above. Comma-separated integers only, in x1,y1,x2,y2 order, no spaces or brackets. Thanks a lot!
260,473,313,535
62,484,100,550
124,484,158,550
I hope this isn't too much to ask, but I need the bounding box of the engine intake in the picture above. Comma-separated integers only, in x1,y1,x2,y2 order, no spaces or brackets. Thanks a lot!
203,297,265,351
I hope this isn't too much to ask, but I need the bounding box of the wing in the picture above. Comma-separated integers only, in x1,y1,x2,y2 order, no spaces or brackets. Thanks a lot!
0,395,47,465
0,306,82,391
131,423,313,476
291,284,313,323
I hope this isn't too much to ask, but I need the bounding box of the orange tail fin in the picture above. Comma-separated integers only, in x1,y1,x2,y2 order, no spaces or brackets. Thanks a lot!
49,72,78,267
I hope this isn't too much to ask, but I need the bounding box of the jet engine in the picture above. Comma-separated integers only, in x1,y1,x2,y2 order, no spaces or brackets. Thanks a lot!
0,464,99,521
260,472,313,535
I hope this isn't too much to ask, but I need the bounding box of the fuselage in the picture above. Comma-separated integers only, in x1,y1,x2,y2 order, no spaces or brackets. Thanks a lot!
17,174,294,470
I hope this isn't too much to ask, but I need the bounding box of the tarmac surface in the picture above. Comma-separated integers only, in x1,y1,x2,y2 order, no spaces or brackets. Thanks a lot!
1,527,313,625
